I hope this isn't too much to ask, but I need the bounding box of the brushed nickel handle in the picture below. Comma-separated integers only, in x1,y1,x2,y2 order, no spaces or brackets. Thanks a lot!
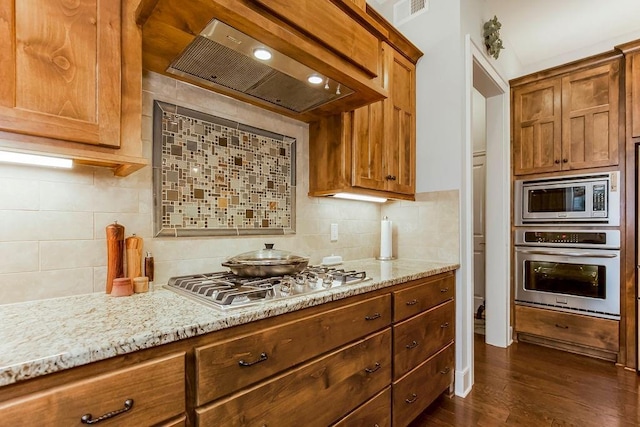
440,288,449,293
405,393,418,404
440,367,451,374
238,352,268,367
406,299,418,306
365,362,381,373
365,313,381,321
405,340,419,349
81,399,134,424
441,322,450,328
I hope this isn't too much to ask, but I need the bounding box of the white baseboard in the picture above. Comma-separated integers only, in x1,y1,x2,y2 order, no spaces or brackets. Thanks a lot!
455,366,472,397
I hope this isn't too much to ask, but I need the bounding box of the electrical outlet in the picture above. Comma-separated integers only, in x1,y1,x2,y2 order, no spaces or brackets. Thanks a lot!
330,223,338,241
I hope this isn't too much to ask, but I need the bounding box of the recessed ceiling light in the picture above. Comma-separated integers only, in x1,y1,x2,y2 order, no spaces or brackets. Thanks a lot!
307,74,324,85
253,48,272,61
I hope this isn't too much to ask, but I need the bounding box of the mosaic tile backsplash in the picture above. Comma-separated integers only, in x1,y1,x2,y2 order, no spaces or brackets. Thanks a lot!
153,101,296,236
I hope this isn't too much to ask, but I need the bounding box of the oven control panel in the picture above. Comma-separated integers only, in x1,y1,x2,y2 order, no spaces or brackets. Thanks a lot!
523,231,607,245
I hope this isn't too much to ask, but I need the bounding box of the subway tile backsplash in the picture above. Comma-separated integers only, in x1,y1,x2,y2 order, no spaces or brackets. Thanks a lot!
0,71,459,304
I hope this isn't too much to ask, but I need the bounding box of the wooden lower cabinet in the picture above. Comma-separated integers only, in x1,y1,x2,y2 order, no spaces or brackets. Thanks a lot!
196,329,392,426
332,387,392,427
195,294,391,404
515,305,619,360
0,271,457,426
392,345,455,427
393,300,455,379
0,353,186,426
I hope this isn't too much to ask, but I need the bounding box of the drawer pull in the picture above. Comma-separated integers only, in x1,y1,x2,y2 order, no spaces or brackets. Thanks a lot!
405,340,419,349
405,299,418,306
365,313,381,321
440,288,449,293
238,352,268,367
365,362,381,373
441,322,450,328
441,367,451,375
405,393,418,404
555,323,569,329
81,399,134,424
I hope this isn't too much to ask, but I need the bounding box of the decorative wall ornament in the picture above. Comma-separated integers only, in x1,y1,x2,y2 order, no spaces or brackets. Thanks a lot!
483,15,504,60
152,101,296,237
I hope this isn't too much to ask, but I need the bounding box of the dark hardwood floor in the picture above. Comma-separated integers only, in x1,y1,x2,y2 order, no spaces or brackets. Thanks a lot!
410,334,640,426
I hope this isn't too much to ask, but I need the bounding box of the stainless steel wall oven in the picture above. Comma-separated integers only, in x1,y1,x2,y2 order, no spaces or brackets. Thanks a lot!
514,229,620,320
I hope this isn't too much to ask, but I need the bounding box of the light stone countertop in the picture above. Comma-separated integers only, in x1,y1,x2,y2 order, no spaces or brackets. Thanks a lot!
0,258,458,387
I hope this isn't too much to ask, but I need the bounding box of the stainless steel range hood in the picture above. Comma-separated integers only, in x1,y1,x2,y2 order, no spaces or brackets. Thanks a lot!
167,19,354,114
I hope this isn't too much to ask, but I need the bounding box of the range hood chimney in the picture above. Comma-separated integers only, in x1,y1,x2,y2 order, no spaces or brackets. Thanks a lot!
167,20,354,114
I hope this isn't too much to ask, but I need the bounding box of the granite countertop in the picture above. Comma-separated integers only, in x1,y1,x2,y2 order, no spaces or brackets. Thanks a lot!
0,258,458,387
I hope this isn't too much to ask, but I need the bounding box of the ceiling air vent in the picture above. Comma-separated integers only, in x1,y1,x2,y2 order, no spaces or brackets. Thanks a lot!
394,0,428,26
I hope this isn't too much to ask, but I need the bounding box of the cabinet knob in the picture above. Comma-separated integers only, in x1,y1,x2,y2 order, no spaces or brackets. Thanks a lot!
554,159,560,164
385,175,397,181
562,158,568,163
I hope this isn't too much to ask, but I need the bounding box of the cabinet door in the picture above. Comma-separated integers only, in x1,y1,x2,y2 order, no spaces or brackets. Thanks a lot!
384,46,416,195
512,77,562,175
561,61,619,170
630,52,640,138
352,43,415,196
0,0,121,148
352,101,386,192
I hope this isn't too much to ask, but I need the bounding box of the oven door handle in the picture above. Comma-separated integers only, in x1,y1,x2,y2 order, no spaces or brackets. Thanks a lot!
518,249,618,258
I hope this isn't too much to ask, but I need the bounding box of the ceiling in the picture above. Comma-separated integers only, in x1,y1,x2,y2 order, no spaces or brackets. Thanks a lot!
486,0,640,73
371,0,640,75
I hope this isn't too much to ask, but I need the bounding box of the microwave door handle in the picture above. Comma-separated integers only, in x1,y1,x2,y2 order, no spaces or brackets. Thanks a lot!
519,250,618,258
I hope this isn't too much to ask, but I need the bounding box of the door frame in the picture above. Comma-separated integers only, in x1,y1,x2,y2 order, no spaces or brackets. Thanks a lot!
458,35,511,396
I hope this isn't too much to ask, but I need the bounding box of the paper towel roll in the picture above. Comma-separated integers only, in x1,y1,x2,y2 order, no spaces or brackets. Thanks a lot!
379,216,393,260
380,260,392,280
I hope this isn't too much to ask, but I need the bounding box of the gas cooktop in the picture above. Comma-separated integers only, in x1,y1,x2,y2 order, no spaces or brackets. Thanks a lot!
166,266,371,310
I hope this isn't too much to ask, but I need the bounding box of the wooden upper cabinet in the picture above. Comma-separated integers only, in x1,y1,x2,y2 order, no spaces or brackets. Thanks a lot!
0,0,146,175
309,41,418,200
561,62,619,170
617,40,640,139
0,0,121,148
512,77,562,175
511,55,621,176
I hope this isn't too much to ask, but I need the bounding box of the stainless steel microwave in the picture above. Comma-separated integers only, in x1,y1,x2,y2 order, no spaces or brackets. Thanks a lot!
514,172,620,226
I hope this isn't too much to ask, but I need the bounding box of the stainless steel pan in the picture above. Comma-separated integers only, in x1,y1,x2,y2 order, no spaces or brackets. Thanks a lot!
222,244,309,277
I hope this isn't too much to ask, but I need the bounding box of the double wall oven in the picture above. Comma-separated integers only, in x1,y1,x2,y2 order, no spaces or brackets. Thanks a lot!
514,172,621,320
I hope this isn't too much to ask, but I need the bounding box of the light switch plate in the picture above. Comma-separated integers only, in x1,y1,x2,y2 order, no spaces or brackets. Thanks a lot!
330,223,338,241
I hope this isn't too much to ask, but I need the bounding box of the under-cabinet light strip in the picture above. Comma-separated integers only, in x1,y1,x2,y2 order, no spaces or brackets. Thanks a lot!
332,193,387,203
0,150,73,169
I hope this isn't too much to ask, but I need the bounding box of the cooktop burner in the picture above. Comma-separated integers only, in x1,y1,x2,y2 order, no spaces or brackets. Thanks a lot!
166,267,371,310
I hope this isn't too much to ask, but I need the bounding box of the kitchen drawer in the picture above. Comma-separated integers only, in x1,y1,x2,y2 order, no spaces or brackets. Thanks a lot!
515,305,619,352
393,272,454,322
0,353,185,426
331,386,391,427
196,294,391,404
392,344,454,427
196,328,392,427
393,300,454,379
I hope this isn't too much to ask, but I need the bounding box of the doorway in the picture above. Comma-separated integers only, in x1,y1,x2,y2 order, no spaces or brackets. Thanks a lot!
458,36,511,396
472,88,487,335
